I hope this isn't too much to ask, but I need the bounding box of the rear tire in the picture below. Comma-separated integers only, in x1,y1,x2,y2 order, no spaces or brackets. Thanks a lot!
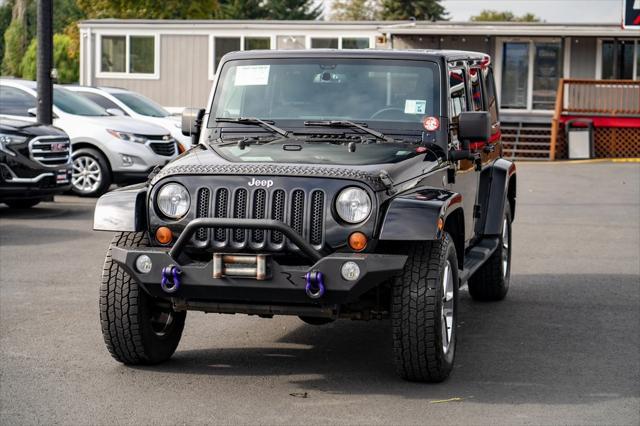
4,199,41,208
468,208,512,301
100,232,185,365
391,235,459,382
71,148,111,197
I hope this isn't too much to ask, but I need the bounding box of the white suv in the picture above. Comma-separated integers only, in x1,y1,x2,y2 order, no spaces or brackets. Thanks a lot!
0,79,178,197
66,86,192,149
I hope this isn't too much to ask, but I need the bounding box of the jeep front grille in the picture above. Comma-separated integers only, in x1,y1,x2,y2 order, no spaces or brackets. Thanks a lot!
29,136,70,167
195,186,325,251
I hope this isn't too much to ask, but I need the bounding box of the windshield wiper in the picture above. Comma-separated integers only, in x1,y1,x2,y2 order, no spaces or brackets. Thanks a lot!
304,120,394,143
215,117,290,138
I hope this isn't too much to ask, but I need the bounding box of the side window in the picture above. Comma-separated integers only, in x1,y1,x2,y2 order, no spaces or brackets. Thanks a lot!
482,66,499,124
448,68,468,139
75,92,124,113
0,86,36,116
469,67,484,111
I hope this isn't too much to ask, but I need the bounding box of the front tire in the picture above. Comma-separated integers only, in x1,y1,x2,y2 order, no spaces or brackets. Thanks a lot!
71,148,111,197
100,232,186,365
468,208,512,301
391,235,459,382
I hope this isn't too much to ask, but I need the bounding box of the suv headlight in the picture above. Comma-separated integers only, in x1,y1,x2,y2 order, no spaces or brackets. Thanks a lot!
107,129,148,144
156,183,190,219
0,133,27,156
335,187,371,224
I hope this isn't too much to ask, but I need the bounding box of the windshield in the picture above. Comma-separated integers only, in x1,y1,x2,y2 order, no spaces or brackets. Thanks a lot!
113,92,169,117
53,87,109,116
210,58,440,128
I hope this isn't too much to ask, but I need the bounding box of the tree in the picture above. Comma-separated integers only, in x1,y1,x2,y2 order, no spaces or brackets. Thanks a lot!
0,1,13,68
380,0,446,21
1,0,28,76
219,0,268,19
470,10,540,22
76,0,221,19
20,33,79,83
331,0,380,21
264,0,322,20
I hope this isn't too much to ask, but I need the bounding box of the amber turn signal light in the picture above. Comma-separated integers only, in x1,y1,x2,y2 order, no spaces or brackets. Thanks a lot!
348,232,368,251
156,226,173,245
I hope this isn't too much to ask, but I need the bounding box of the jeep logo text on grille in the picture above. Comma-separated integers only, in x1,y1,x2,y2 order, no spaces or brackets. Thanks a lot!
248,178,273,188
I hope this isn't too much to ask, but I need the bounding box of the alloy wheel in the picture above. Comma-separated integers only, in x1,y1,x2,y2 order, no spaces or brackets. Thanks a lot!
72,155,102,194
441,260,454,354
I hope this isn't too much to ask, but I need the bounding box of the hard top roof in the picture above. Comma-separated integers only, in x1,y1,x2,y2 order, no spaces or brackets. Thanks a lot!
221,48,487,62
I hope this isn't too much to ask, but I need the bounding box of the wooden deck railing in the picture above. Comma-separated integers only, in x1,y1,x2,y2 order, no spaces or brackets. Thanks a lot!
550,79,640,160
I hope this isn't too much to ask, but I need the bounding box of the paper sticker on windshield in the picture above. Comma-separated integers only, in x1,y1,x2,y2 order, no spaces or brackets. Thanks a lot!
404,99,427,114
234,65,270,86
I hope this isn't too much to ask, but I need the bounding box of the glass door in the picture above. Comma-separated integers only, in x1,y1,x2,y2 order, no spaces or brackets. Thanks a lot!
532,42,562,110
501,42,529,109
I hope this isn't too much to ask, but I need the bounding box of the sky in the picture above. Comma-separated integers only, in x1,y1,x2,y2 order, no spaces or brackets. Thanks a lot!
324,0,625,23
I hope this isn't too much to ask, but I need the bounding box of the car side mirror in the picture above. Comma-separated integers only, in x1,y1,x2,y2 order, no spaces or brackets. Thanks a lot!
181,108,206,141
458,111,491,145
27,107,37,117
106,108,125,116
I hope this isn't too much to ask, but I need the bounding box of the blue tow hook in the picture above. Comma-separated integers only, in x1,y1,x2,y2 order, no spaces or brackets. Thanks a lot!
161,264,182,293
304,271,325,299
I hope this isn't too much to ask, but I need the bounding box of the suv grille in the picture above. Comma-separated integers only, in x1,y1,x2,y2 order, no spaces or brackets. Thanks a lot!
29,136,70,167
149,142,176,156
196,186,326,251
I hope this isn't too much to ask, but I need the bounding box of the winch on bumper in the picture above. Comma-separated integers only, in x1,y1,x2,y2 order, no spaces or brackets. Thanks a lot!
110,217,407,308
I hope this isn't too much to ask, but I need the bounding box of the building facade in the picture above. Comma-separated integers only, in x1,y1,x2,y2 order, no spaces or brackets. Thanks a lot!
78,20,640,120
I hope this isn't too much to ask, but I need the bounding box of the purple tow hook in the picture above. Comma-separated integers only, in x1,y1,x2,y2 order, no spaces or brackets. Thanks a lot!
304,271,325,299
161,264,182,293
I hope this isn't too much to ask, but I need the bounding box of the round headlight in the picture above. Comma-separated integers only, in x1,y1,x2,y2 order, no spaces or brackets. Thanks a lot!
335,187,371,224
156,183,190,219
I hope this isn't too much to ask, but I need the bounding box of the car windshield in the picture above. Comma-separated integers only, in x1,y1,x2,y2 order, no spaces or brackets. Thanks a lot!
210,58,440,128
113,92,169,117
53,87,109,116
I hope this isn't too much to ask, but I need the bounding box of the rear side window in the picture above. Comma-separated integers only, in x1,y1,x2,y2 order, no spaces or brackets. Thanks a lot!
482,67,499,124
75,91,124,113
448,68,468,119
0,86,35,116
469,67,484,112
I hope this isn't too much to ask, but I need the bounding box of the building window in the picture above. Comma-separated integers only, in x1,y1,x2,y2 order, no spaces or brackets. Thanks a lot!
99,34,157,77
276,35,306,50
601,40,635,80
501,42,529,109
342,37,370,49
244,37,270,51
101,36,125,73
214,37,241,72
532,43,561,110
311,38,338,49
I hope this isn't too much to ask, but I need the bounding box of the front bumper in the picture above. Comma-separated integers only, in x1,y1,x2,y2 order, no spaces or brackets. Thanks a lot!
111,217,407,308
112,248,406,305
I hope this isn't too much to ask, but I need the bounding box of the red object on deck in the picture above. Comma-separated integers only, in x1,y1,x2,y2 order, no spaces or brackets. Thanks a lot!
559,115,640,129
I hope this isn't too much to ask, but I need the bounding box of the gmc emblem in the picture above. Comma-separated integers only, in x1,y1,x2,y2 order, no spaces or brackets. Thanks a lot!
50,143,66,152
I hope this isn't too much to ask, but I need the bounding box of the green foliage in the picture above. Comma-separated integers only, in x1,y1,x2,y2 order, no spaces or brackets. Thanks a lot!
76,0,221,19
470,10,540,22
331,0,380,20
219,0,268,19
1,19,26,76
380,0,447,21
20,34,79,83
264,0,322,20
0,1,13,69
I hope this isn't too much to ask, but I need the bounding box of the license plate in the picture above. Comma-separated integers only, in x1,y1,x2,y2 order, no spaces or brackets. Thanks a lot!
56,169,69,184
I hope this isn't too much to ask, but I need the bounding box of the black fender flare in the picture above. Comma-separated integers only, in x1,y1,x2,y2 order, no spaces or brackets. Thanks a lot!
93,183,147,232
378,188,464,241
480,158,516,236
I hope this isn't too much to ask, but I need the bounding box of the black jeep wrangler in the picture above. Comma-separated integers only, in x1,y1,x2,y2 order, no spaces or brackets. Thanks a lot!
94,49,516,382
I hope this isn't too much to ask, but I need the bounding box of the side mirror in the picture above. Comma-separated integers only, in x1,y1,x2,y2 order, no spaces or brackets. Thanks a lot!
106,108,125,116
181,108,206,139
458,111,491,145
27,107,37,117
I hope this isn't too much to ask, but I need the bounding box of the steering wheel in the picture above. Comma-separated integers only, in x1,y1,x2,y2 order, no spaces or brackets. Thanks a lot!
369,107,406,120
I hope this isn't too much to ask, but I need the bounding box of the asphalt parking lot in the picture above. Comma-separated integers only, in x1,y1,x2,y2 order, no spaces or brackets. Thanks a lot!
0,161,638,425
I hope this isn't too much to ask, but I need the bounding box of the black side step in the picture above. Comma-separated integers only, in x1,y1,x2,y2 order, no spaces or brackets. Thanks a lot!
458,237,499,284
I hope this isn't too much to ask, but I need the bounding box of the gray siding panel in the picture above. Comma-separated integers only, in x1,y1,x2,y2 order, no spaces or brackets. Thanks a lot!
94,34,211,108
570,37,597,79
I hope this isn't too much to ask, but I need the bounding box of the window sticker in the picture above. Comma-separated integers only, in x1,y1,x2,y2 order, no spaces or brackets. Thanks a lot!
404,99,427,114
234,65,270,86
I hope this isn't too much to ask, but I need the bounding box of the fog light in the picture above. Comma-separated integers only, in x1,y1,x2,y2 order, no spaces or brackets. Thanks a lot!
341,261,360,281
121,154,133,166
135,255,153,274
